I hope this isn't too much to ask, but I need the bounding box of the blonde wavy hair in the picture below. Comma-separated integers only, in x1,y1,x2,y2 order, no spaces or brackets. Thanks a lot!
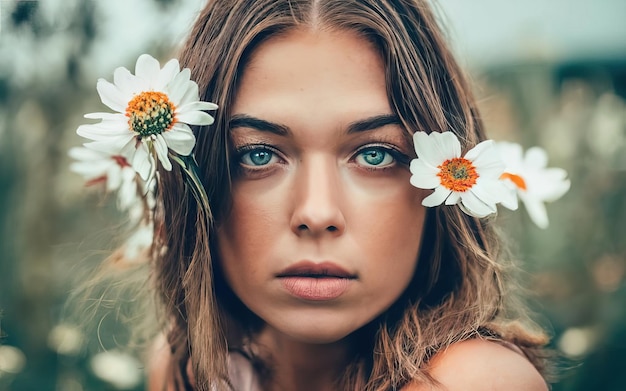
153,0,550,389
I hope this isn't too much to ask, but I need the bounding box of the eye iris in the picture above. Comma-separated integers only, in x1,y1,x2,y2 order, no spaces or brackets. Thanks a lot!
362,149,385,165
250,150,272,165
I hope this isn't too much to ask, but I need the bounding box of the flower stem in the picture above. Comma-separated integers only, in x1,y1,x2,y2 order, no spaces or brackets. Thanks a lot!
168,152,213,222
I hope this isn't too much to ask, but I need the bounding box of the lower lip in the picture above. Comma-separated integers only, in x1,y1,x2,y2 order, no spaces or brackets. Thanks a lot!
279,277,351,301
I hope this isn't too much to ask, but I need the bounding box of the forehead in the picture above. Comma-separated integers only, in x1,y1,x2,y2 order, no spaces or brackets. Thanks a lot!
231,28,391,126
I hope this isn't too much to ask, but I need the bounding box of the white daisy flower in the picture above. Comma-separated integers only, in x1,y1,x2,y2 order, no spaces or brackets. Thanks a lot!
69,146,139,211
409,131,516,218
76,54,218,181
496,141,570,229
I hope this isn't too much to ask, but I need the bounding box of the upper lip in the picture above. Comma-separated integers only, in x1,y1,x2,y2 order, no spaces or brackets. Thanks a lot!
276,261,356,278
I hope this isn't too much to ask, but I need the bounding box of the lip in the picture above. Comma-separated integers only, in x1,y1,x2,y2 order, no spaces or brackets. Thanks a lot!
276,261,356,301
276,261,355,278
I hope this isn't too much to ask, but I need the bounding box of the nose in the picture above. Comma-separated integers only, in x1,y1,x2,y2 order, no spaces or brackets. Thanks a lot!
290,156,346,237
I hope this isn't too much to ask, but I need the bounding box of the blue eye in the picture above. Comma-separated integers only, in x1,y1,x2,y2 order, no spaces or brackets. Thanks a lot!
355,147,395,167
240,148,278,166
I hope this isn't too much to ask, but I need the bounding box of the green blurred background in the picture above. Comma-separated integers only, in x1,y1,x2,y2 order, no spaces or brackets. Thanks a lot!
0,0,625,390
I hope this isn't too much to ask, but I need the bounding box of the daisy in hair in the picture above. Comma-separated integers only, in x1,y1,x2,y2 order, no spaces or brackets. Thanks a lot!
409,131,517,218
76,54,217,181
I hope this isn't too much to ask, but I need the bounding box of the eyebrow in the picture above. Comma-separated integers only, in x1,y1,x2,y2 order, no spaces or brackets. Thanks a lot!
229,113,401,135
229,114,290,136
346,114,401,134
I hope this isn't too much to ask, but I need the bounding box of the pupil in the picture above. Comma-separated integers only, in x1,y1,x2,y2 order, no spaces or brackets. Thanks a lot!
251,150,272,165
364,149,384,165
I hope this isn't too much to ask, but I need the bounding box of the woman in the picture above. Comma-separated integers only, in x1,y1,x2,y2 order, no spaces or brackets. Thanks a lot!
140,0,550,389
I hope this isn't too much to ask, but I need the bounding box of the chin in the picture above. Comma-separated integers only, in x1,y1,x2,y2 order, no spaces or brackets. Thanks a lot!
265,311,368,345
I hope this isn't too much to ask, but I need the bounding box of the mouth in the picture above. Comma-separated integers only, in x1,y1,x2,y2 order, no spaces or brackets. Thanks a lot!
276,261,356,279
276,261,356,301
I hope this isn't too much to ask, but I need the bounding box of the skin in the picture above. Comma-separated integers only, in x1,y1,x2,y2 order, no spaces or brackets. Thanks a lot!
149,28,548,391
216,28,426,390
406,339,549,391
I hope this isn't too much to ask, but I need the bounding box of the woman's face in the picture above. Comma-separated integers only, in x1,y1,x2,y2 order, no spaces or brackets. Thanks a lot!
217,28,427,343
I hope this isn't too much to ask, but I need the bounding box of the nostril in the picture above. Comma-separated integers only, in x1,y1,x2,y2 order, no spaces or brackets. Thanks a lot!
296,224,339,232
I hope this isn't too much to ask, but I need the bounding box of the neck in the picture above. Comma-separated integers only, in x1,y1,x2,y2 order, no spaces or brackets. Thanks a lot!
254,327,357,391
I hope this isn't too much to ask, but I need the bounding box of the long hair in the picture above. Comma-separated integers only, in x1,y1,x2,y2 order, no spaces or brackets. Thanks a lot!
155,0,549,389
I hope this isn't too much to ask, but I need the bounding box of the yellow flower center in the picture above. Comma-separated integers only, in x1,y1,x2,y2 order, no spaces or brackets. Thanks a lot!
126,91,176,137
500,172,527,191
437,157,478,192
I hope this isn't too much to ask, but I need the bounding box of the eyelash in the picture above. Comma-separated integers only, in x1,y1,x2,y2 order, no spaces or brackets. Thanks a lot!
352,143,410,171
234,144,284,171
233,142,410,173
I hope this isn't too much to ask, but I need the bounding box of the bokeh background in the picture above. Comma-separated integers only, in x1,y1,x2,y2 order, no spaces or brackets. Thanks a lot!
0,0,625,390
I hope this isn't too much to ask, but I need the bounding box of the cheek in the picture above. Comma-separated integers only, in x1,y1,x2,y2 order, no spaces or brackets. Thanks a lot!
216,187,284,278
355,185,427,282
356,179,426,247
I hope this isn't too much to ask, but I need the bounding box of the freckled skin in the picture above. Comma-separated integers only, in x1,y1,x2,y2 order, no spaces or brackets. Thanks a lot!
216,29,427,344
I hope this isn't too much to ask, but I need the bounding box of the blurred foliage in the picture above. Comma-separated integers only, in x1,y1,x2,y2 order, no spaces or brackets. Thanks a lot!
0,0,625,390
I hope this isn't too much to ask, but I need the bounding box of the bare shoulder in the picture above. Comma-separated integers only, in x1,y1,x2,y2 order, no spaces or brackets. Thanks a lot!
403,339,548,391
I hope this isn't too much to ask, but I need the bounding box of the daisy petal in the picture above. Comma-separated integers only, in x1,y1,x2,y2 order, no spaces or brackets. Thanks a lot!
162,126,196,155
177,101,218,112
96,79,127,112
543,178,570,203
445,192,461,205
68,146,102,161
132,144,154,181
177,110,215,126
135,54,161,84
179,81,202,107
83,135,136,154
409,159,440,189
113,66,147,96
77,124,130,141
82,119,128,131
106,165,122,192
519,193,549,229
413,131,458,167
528,173,571,202
437,131,462,159
460,191,496,218
524,146,549,169
466,140,505,179
422,186,451,207
117,169,139,210
84,112,128,121
168,69,193,105
156,59,180,90
471,177,513,209
496,141,524,171
498,186,519,210
119,138,140,161
464,139,492,161
70,160,113,178
153,135,172,171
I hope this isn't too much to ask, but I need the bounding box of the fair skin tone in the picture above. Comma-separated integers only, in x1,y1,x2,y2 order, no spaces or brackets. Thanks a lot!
217,27,425,390
149,28,547,391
